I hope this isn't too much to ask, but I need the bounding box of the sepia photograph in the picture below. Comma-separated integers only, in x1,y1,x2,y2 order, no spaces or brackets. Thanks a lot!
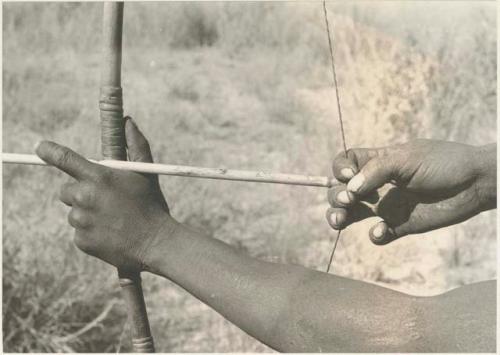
2,1,497,352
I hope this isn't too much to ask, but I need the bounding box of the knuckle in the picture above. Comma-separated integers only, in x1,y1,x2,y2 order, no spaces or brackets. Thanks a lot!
73,190,85,205
68,209,89,229
67,210,77,227
74,188,95,207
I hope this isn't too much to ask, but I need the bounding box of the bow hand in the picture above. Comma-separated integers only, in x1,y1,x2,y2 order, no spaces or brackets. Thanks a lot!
36,118,173,272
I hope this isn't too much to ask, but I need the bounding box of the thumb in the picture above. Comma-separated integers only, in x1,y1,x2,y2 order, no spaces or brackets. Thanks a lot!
368,220,399,245
125,117,154,163
346,157,396,196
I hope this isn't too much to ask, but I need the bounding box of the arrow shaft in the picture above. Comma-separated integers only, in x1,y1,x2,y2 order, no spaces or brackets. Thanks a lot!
2,153,335,188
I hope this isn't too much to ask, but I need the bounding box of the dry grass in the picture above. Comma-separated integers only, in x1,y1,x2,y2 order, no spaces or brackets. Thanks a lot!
3,2,496,352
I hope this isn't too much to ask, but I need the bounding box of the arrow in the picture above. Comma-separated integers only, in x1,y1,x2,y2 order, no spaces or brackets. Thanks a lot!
2,153,337,188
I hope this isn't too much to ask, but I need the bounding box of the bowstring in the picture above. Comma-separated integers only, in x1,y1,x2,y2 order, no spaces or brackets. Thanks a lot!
323,1,347,273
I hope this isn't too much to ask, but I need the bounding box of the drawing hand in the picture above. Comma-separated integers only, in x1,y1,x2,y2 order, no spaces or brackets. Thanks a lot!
326,139,496,245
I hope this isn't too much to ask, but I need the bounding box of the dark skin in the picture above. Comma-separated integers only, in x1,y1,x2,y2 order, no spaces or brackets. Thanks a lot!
326,140,496,244
35,119,496,352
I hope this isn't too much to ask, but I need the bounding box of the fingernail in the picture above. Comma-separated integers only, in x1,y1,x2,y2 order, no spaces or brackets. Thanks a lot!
337,190,351,204
348,173,365,193
341,168,355,179
329,213,338,226
372,223,386,239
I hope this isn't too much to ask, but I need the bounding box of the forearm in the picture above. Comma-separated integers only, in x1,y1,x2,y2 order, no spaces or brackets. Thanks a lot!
473,143,497,210
145,219,315,350
144,219,423,352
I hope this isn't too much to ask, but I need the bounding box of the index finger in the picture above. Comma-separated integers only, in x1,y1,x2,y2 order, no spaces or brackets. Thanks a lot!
332,149,359,183
35,141,103,181
332,148,383,183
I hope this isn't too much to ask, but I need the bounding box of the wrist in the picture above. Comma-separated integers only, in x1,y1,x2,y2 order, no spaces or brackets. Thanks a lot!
140,214,180,273
472,143,497,211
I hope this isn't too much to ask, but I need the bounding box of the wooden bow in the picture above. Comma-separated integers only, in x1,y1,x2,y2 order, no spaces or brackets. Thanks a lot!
100,2,155,352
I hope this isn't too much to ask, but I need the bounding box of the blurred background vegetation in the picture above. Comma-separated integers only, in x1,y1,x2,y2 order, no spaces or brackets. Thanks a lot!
3,1,496,352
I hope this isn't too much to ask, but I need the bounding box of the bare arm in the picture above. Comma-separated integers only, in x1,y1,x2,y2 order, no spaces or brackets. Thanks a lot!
146,220,496,352
421,280,496,352
35,122,496,352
